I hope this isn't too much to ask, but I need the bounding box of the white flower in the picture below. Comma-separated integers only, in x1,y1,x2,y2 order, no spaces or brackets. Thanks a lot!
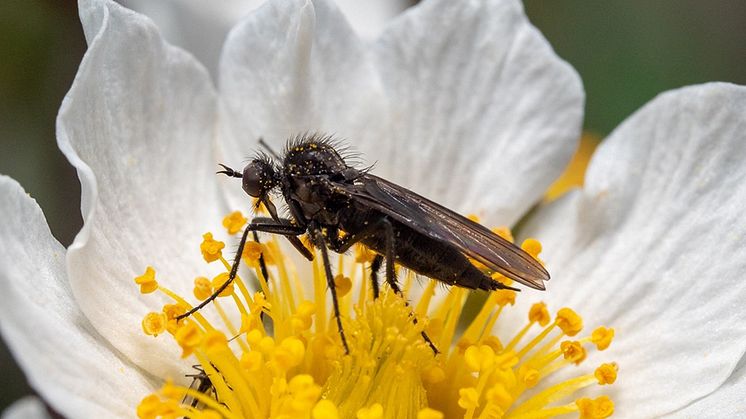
0,0,744,418
118,0,411,76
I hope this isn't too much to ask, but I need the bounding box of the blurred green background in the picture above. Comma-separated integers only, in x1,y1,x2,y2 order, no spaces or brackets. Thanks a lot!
0,0,744,412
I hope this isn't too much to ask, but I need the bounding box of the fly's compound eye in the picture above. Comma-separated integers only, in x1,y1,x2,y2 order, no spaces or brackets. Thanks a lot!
242,161,275,197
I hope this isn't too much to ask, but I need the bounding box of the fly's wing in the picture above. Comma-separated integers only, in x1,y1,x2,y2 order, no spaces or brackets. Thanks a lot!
329,174,549,290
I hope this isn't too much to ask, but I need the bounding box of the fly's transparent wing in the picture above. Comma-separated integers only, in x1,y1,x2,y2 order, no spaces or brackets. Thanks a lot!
328,175,549,290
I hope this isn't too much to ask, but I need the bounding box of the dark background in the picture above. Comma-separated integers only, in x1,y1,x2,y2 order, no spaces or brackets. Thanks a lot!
1,0,745,412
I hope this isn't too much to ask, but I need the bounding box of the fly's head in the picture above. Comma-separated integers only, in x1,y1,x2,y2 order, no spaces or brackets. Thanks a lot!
217,156,280,203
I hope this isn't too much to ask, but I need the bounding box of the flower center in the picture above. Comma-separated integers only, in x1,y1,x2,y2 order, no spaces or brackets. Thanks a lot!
135,211,617,419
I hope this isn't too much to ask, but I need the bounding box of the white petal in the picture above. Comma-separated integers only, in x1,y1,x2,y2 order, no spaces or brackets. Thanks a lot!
119,0,265,77
218,0,390,208
520,83,746,416
335,0,411,39
60,0,222,377
667,357,746,418
373,0,583,226
0,176,152,419
119,0,409,76
2,397,49,419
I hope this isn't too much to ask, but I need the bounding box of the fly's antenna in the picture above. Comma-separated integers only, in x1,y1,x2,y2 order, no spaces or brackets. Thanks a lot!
258,137,281,160
217,164,242,178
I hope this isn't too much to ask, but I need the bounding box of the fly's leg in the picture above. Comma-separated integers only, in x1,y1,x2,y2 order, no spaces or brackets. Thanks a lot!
309,223,350,354
326,217,438,354
369,255,383,299
327,219,389,299
251,230,269,284
250,229,274,331
379,218,439,354
176,219,305,321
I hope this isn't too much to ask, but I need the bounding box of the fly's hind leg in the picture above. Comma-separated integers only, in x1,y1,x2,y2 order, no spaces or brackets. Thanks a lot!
379,218,439,354
369,254,383,299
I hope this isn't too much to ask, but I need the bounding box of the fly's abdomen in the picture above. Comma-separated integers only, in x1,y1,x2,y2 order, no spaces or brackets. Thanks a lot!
361,220,495,291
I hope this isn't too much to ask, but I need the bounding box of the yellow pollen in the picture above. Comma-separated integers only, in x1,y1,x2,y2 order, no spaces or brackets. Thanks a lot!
274,337,306,370
200,232,225,263
135,216,618,418
136,394,164,418
193,276,212,300
521,238,543,259
422,366,446,384
529,302,551,326
141,312,167,337
493,289,516,306
210,273,234,297
174,320,202,358
134,266,158,294
240,350,263,372
482,335,503,352
518,365,540,388
161,304,186,335
556,307,584,336
490,226,514,242
223,211,247,235
560,340,587,365
252,198,267,214
458,387,479,410
466,214,481,223
333,274,352,297
242,241,263,264
417,407,444,419
312,399,339,419
354,244,376,263
203,330,228,353
591,326,615,350
356,403,384,419
595,363,618,385
576,396,614,419
465,345,496,372
485,383,512,406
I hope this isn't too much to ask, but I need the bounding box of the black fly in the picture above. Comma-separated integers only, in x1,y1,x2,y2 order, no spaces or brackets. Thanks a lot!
177,134,549,354
182,365,215,410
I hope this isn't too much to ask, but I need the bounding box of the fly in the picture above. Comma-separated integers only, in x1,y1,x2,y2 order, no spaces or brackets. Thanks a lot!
182,365,215,410
177,134,549,354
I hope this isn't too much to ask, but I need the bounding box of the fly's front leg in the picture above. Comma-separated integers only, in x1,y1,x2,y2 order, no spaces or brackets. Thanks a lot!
176,219,306,321
309,223,350,354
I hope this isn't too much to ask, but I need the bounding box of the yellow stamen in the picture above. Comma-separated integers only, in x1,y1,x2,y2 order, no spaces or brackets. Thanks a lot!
520,238,543,259
417,407,444,419
576,396,614,419
594,363,618,385
200,232,225,263
142,312,167,336
560,340,587,365
491,226,514,243
223,211,248,235
211,272,235,297
193,276,212,300
591,326,615,351
357,403,384,419
313,399,340,419
135,215,618,418
134,266,158,294
555,308,583,337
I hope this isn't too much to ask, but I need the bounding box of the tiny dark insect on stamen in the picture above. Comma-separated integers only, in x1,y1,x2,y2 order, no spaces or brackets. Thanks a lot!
182,365,216,409
177,133,549,354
